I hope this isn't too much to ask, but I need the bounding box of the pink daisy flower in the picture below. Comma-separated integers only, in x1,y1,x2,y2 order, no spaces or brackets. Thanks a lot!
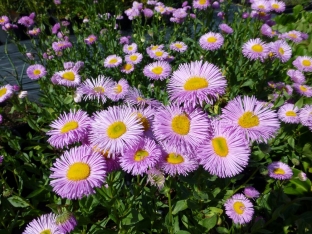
167,60,227,106
47,110,90,148
271,40,292,63
125,53,143,64
52,41,72,52
104,55,122,68
143,61,172,80
148,49,169,60
170,41,188,53
193,0,210,10
287,69,306,84
299,104,312,127
17,16,34,27
268,161,293,180
55,211,77,233
107,79,129,101
269,0,286,13
251,0,271,12
0,16,9,26
293,56,312,72
84,34,97,45
125,87,161,108
23,213,62,234
0,84,14,103
242,38,269,61
281,30,303,43
277,103,300,124
146,44,164,54
243,186,260,198
123,43,138,54
260,24,277,38
199,32,224,51
28,28,40,36
50,145,106,199
52,69,81,87
120,63,135,74
26,64,47,80
293,84,312,97
224,194,254,224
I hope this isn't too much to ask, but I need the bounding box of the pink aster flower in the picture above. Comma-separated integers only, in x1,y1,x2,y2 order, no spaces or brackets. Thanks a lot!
251,0,271,12
278,103,300,124
260,24,277,38
52,23,60,34
287,69,306,84
271,40,292,63
52,41,72,52
293,56,312,72
0,84,14,103
84,34,97,45
120,63,135,74
50,145,106,199
153,105,211,152
143,8,154,18
123,43,138,54
125,87,161,108
219,23,233,34
89,105,144,154
107,79,129,101
119,36,130,45
28,28,40,36
221,96,280,143
120,137,162,175
77,75,114,104
17,16,34,28
0,16,9,26
23,213,62,234
125,7,140,20
293,84,312,97
299,104,312,127
143,61,172,81
26,64,47,80
146,44,164,54
148,49,169,60
125,53,143,64
131,106,155,138
47,110,90,148
167,60,227,106
224,194,254,224
269,0,286,13
243,186,260,198
170,41,188,53
193,0,211,10
268,161,293,180
155,5,167,14
52,69,81,87
199,32,224,51
173,8,188,19
104,55,122,68
242,38,269,61
281,30,303,43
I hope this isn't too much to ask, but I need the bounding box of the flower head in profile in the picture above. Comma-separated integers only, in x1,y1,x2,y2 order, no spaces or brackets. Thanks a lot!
293,56,312,72
47,110,90,148
199,32,224,51
28,28,40,36
89,105,144,154
26,64,47,80
18,16,34,27
268,161,293,180
287,69,305,84
132,106,155,138
104,55,122,68
299,104,312,127
143,61,172,81
243,186,260,199
170,41,188,53
0,16,9,26
107,79,129,101
23,213,62,234
147,168,165,190
281,30,303,43
52,41,72,52
219,23,233,34
278,103,300,124
84,34,97,45
260,24,277,38
55,210,77,233
125,87,161,108
167,60,227,106
224,193,254,224
221,96,280,143
242,38,269,61
50,145,106,199
293,84,312,97
0,84,14,103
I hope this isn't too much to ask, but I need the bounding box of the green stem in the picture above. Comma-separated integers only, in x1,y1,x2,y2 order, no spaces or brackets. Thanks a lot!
233,168,259,194
167,191,173,234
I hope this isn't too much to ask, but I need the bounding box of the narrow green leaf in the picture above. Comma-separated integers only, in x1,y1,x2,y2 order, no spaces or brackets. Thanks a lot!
216,227,229,233
7,196,29,208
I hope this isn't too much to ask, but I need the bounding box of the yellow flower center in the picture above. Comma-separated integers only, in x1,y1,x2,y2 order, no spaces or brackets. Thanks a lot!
171,114,190,135
184,76,208,91
33,69,41,75
175,43,183,49
93,86,105,93
285,111,296,117
88,37,95,43
233,201,245,215
134,149,149,161
130,55,138,61
251,44,263,53
155,51,164,57
123,63,133,71
258,5,265,9
67,162,90,181
272,3,279,9
128,46,133,51
199,0,207,5
0,19,4,23
0,87,7,97
151,45,159,50
107,121,126,139
151,66,163,75
288,33,297,39
268,52,274,57
274,168,285,175
60,121,79,133
299,85,307,92
62,71,75,81
212,137,229,157
207,36,217,43
137,113,150,131
40,230,52,234
114,84,122,94
109,58,118,64
238,111,259,128
302,59,311,67
278,47,284,55
166,153,184,164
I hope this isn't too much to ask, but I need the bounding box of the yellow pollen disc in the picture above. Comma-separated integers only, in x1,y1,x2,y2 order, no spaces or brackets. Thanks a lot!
0,88,7,97
107,121,126,139
123,63,133,70
62,71,75,81
212,137,229,157
278,47,284,55
274,168,285,175
299,85,307,92
137,113,150,131
288,33,297,38
199,0,207,5
155,51,164,57
166,153,184,164
171,114,190,135
40,230,52,234
60,121,79,133
109,58,118,64
207,36,217,43
238,111,260,128
268,52,274,57
137,96,144,102
134,149,149,161
184,76,208,91
130,55,138,61
272,3,279,9
302,60,311,67
175,44,183,49
128,46,133,51
258,5,265,9
33,69,41,75
251,44,263,53
233,201,245,215
93,86,105,93
114,84,122,94
151,66,163,75
151,46,159,50
67,162,90,181
285,111,296,117
89,37,95,42
0,19,4,23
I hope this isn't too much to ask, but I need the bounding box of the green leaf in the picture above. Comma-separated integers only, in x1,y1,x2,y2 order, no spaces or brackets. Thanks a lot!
295,97,304,109
121,209,143,225
176,231,191,234
240,79,254,88
293,5,303,17
172,200,188,215
26,187,45,198
216,227,229,233
284,169,311,195
198,215,217,231
287,137,295,149
7,196,29,208
303,143,312,159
